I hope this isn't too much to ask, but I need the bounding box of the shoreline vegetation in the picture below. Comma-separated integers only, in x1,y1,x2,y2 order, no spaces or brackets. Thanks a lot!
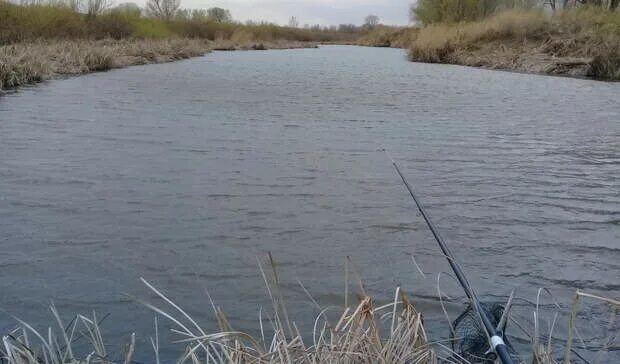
2,2,619,90
0,0,359,90
2,260,619,364
360,7,620,80
0,38,318,90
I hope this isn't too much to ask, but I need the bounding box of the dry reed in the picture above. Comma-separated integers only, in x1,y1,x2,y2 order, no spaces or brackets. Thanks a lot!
1,256,617,363
0,38,212,90
407,8,620,80
0,38,319,90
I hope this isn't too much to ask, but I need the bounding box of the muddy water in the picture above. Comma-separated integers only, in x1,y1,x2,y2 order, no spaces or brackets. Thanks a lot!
1,46,618,361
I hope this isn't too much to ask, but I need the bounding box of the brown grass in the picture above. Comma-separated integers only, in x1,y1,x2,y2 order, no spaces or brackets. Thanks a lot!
407,8,620,80
1,255,618,363
0,38,320,90
0,38,211,89
357,26,419,48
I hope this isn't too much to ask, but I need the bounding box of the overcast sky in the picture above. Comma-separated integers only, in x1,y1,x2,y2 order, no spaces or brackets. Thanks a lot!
133,0,414,26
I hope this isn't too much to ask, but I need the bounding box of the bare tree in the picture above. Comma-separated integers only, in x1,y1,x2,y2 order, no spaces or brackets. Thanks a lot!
207,7,232,23
364,14,379,29
66,0,81,12
288,16,299,28
191,9,209,21
86,0,112,18
544,0,557,11
146,0,181,20
338,24,357,33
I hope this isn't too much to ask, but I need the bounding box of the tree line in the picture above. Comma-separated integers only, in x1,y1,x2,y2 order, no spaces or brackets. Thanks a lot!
411,0,619,24
1,0,377,44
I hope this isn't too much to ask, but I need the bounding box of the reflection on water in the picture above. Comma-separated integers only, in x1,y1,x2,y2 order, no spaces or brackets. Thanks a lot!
0,46,618,361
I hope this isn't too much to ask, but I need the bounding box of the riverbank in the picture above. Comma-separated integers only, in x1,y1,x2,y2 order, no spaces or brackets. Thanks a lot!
0,38,318,90
360,9,620,80
3,274,617,363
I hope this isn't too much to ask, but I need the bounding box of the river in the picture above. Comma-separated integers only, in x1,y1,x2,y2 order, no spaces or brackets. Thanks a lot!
0,45,618,361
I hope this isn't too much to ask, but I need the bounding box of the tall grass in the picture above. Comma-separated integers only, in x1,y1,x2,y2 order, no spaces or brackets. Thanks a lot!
0,0,352,90
407,8,620,79
1,256,618,363
1,259,440,364
357,26,419,48
0,38,210,89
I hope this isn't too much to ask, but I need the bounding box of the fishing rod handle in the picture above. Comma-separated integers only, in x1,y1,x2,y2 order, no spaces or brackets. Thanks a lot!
493,336,515,364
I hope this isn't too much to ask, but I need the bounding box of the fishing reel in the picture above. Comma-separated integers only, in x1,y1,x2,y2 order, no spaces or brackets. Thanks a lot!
484,348,498,362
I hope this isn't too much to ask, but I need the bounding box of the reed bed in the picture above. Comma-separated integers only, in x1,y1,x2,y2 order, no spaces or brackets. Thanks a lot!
0,38,319,90
356,26,419,48
0,38,211,89
1,256,618,363
407,8,620,80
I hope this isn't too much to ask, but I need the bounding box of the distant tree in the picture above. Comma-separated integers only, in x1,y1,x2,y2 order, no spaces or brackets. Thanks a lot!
61,0,110,18
175,8,191,20
412,0,540,24
115,2,141,15
364,14,379,29
545,0,557,11
338,23,358,33
207,7,232,22
146,0,180,20
66,0,81,12
413,0,480,24
86,0,112,18
288,16,299,28
191,9,209,21
338,24,357,33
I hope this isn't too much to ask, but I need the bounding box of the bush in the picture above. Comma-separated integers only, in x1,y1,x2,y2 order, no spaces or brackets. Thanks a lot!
358,26,419,47
87,11,135,39
407,8,620,80
0,0,359,44
409,9,551,63
0,1,86,44
412,0,540,25
131,18,176,39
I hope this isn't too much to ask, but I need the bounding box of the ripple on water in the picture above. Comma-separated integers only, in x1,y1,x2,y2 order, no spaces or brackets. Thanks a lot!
0,45,618,362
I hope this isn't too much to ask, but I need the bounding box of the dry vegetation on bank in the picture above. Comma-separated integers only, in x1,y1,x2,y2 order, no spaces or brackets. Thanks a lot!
359,7,620,80
2,262,618,364
409,8,620,80
0,0,353,45
0,38,319,90
357,26,418,48
0,38,212,89
0,0,355,90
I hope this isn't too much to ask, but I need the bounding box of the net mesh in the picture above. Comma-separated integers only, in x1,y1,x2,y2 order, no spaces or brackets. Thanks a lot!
449,302,521,363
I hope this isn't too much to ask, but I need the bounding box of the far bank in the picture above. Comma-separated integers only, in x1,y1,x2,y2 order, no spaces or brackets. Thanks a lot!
0,39,320,90
359,8,620,81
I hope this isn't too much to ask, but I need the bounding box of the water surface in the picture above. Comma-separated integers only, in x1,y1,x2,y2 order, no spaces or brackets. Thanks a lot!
1,46,618,361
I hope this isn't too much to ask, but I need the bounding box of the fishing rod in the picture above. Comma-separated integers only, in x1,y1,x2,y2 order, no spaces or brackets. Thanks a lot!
388,154,515,364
